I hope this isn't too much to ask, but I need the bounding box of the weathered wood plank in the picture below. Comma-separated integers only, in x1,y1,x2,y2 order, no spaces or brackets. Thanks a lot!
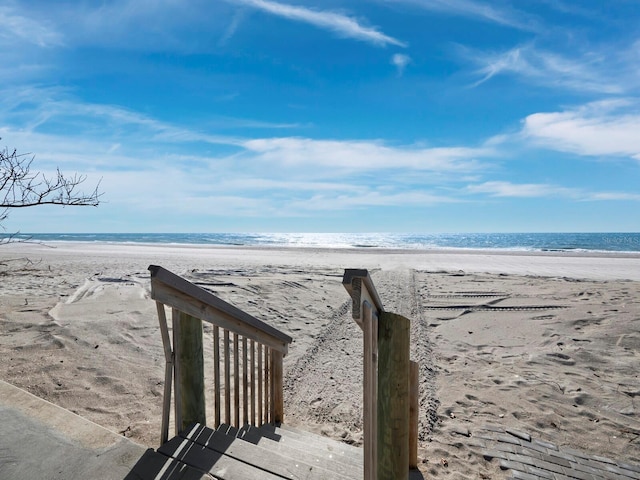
159,435,283,480
213,326,221,428
342,269,384,327
250,340,256,425
172,309,183,434
363,302,378,480
270,349,284,424
233,333,240,427
377,311,410,480
223,329,231,426
257,343,263,424
125,448,213,479
263,346,270,423
149,266,291,353
177,424,356,480
409,360,419,470
238,424,364,470
175,311,206,432
156,302,173,446
242,336,248,425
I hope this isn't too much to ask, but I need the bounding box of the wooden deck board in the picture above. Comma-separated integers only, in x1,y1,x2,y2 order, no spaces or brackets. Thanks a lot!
234,424,364,470
174,423,358,480
159,435,285,480
124,449,214,480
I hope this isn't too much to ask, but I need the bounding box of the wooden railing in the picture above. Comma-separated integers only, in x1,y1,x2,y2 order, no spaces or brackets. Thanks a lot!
343,269,419,480
149,266,292,446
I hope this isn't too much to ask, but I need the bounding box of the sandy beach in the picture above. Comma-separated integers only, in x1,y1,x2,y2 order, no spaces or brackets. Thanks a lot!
1,242,639,479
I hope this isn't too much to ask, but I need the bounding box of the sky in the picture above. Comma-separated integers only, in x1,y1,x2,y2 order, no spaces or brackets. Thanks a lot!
1,0,639,233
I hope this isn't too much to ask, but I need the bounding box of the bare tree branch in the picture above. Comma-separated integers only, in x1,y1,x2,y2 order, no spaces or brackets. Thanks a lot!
1,140,102,244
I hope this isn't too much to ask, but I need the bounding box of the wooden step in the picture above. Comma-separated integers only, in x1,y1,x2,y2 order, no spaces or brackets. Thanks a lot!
163,423,362,479
125,449,214,480
159,435,284,480
262,423,362,455
238,423,364,468
226,423,363,473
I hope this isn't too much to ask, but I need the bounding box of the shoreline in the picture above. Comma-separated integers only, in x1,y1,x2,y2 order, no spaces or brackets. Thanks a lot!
3,241,640,280
5,239,640,257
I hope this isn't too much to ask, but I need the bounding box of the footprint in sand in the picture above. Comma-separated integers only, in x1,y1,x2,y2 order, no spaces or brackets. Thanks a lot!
545,352,576,366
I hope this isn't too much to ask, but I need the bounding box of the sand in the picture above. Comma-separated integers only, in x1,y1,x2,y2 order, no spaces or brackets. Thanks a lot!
1,242,639,479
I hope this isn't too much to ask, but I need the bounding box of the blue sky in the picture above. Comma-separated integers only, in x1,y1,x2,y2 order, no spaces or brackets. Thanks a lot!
1,0,639,233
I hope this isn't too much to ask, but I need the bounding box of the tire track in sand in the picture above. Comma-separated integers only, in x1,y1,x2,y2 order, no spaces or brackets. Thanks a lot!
283,269,438,445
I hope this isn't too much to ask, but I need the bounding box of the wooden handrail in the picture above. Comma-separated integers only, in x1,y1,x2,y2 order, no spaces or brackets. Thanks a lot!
149,265,291,353
343,269,419,480
343,269,382,480
149,266,292,445
343,268,384,328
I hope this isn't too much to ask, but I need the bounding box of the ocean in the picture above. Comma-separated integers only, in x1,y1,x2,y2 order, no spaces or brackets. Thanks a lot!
7,232,640,253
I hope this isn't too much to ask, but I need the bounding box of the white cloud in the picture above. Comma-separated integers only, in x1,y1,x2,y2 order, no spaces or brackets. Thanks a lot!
466,181,640,202
466,181,579,198
381,0,538,32
522,100,640,160
0,86,490,222
466,43,624,94
587,192,640,201
219,8,245,46
391,53,411,76
227,0,406,47
0,6,63,47
242,137,490,173
287,189,459,211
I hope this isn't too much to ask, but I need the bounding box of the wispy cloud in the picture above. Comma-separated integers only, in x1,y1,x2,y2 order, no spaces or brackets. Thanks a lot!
227,0,406,47
391,53,411,76
587,192,640,201
0,5,63,47
466,181,640,202
381,0,538,32
464,43,626,94
287,189,460,211
466,181,579,198
241,137,490,174
522,100,640,160
0,86,486,222
219,8,246,46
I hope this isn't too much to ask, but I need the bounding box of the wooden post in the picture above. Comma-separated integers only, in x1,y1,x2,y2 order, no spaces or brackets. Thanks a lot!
409,361,419,469
377,312,410,480
175,310,206,432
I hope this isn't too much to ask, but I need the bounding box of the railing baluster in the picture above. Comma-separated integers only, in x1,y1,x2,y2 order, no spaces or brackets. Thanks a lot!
257,343,263,424
250,339,256,425
271,349,284,424
156,302,173,446
264,346,270,423
224,329,231,425
234,333,240,427
172,308,182,435
213,325,221,427
242,336,248,425
148,266,292,444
